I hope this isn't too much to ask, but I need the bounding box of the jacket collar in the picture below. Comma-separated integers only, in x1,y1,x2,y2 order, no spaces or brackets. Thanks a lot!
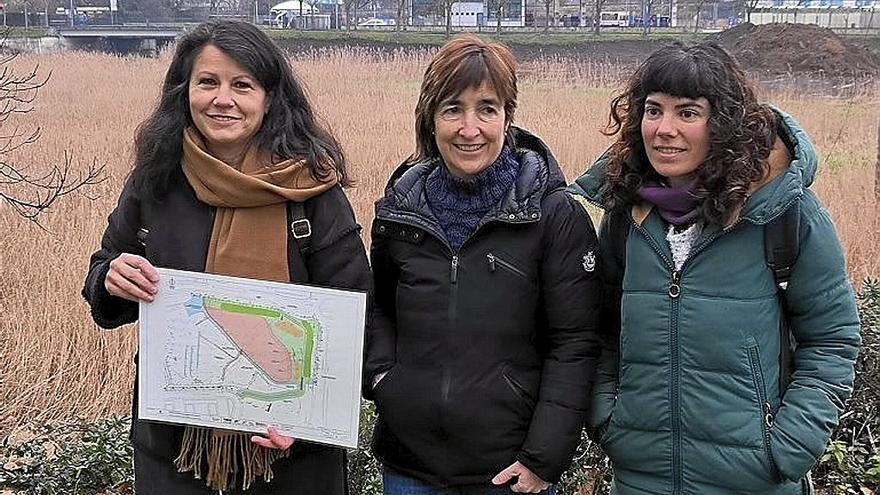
376,126,564,227
736,107,816,225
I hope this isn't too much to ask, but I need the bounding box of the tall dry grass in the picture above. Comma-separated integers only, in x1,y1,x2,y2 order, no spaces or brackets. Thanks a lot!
0,48,877,434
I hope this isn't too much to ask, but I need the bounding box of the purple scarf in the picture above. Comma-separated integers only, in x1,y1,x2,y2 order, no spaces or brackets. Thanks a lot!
637,180,700,226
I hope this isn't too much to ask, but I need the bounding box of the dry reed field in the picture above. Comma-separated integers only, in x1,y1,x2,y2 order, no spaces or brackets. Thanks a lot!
0,47,877,435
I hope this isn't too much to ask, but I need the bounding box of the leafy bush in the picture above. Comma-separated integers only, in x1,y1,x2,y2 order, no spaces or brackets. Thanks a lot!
348,402,382,495
0,416,133,495
558,430,611,494
813,278,880,494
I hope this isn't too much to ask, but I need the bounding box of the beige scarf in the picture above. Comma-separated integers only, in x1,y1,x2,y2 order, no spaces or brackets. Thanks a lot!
176,128,338,490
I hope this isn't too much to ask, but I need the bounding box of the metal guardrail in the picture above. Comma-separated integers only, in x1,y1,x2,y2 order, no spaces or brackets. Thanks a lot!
54,24,185,38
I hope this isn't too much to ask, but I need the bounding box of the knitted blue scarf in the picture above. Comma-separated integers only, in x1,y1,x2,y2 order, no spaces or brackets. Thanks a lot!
425,146,521,250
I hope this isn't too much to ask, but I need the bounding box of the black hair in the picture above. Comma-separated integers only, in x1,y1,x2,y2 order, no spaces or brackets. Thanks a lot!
130,20,348,199
602,41,776,225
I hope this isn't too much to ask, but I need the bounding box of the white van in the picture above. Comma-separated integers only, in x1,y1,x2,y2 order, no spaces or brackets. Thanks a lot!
599,11,629,27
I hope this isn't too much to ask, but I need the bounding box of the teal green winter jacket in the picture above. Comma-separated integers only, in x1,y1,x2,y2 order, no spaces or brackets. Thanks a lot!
567,110,861,495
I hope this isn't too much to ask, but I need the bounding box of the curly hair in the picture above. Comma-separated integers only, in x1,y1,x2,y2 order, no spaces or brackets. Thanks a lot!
601,41,776,225
130,20,348,200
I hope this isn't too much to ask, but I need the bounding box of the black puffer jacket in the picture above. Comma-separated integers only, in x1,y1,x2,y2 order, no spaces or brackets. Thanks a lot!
82,173,370,494
365,127,602,487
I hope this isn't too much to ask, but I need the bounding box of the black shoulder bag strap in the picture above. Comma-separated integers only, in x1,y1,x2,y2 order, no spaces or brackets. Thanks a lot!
601,206,630,340
287,202,312,283
606,206,630,283
764,201,801,393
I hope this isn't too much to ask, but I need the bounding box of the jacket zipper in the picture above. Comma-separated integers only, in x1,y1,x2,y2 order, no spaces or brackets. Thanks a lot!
629,221,682,493
486,252,528,279
747,345,780,481
665,220,750,494
442,253,459,434
375,210,540,446
669,269,682,494
579,195,606,211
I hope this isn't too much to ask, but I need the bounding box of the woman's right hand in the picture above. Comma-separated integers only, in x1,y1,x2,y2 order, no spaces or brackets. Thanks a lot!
105,253,160,302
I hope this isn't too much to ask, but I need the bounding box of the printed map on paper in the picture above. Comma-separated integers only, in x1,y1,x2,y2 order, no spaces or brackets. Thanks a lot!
138,267,366,448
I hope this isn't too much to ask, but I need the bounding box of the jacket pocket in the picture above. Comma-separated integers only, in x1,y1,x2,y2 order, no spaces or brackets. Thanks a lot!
746,340,782,483
587,351,619,443
373,364,440,440
372,366,397,395
487,252,531,282
501,365,538,410
372,365,401,406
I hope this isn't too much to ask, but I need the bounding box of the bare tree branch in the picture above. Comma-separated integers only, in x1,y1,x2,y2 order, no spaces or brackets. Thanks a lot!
739,0,761,23
342,0,370,30
694,0,709,32
0,31,106,224
394,0,408,31
1,152,105,222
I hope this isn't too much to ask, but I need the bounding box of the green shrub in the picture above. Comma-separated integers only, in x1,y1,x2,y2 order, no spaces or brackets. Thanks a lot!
0,416,133,495
813,278,880,494
558,430,611,494
348,401,382,495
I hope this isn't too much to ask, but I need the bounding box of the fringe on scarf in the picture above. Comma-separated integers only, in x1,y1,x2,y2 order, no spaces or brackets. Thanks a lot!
175,427,290,491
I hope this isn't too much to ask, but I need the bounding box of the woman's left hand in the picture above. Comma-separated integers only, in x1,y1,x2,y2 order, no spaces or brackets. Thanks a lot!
492,461,551,493
250,426,295,450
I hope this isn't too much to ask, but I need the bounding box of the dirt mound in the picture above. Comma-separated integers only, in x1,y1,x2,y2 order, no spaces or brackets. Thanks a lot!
715,22,880,78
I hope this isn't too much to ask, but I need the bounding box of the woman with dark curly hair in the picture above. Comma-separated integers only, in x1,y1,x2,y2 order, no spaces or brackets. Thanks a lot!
82,20,369,494
568,42,860,495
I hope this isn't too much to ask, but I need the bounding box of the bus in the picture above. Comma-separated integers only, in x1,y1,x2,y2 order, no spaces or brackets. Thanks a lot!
599,11,629,27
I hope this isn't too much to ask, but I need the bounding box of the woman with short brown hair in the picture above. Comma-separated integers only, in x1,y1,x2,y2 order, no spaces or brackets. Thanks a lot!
365,34,602,495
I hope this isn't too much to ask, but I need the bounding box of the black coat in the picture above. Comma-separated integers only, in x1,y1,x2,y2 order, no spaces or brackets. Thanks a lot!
82,173,371,495
365,128,602,487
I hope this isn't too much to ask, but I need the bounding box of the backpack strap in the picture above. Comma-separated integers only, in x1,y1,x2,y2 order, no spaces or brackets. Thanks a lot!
600,206,631,338
764,201,801,393
765,201,801,292
605,206,631,284
585,206,629,443
287,201,312,282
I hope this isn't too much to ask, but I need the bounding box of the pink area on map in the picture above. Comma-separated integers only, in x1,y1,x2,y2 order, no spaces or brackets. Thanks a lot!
206,308,292,383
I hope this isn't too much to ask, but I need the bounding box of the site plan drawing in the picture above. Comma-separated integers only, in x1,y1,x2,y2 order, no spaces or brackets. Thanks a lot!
138,267,367,448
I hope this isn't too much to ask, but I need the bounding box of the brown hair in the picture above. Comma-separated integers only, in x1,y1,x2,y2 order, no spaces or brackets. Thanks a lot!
411,34,518,163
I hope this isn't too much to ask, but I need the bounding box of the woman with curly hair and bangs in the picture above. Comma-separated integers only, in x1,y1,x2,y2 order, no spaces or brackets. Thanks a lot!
568,42,860,495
